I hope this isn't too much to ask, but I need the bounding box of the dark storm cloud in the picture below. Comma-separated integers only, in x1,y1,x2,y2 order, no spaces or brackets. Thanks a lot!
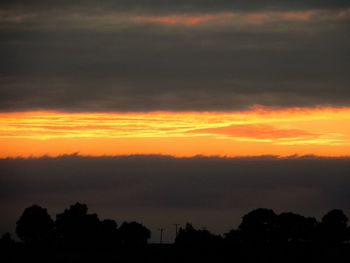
1,0,350,12
1,155,350,242
0,1,349,111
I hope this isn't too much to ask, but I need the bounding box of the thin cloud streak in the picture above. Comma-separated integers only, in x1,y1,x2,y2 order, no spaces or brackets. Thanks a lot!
1,9,349,27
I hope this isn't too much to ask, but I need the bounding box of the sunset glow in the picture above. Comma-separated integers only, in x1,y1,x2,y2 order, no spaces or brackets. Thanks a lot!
1,107,350,157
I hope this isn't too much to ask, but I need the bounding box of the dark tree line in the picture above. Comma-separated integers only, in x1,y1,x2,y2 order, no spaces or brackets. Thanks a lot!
2,204,349,248
1,204,350,263
226,208,349,246
173,208,350,247
12,203,150,248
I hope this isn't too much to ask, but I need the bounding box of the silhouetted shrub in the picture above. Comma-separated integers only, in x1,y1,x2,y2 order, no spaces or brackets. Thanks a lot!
276,212,317,243
239,208,277,244
16,205,54,245
175,223,222,247
119,221,151,245
224,229,243,245
317,209,349,245
55,202,100,248
0,233,14,247
98,219,120,248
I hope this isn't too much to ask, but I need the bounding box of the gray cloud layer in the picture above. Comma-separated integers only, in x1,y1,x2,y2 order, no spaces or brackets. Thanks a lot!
1,155,350,242
1,1,350,12
0,1,350,111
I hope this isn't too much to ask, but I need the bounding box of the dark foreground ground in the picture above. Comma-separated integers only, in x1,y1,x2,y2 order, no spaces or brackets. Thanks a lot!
2,243,350,263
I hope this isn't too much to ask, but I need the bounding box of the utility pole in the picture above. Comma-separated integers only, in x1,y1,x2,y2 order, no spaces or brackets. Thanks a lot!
159,228,165,244
174,224,180,241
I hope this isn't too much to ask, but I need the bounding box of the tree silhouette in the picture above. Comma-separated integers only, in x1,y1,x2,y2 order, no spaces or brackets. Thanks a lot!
239,208,277,244
175,223,222,246
55,202,100,248
0,233,14,247
318,209,349,245
16,205,54,245
99,219,120,248
118,221,151,245
224,229,243,245
276,212,317,243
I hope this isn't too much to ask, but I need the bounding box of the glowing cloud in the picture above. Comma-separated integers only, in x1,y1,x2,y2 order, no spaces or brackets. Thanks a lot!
134,14,220,25
132,9,349,26
0,107,349,157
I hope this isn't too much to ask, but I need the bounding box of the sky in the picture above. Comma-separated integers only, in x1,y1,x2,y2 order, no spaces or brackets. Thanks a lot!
0,0,350,242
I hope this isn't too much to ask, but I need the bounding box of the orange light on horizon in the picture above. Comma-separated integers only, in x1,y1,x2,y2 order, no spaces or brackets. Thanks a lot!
0,107,350,157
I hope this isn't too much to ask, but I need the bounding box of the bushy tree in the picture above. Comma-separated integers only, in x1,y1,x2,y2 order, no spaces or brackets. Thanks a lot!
239,208,277,244
16,205,54,245
175,223,222,246
119,221,151,245
55,202,100,248
224,229,243,245
276,212,317,243
318,209,349,245
99,219,120,247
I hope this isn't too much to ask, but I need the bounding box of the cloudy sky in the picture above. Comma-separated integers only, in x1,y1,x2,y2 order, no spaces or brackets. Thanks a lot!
0,1,350,242
1,0,349,111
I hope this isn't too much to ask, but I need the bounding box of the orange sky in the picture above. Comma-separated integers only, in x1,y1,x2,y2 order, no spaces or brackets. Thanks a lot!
1,107,350,157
